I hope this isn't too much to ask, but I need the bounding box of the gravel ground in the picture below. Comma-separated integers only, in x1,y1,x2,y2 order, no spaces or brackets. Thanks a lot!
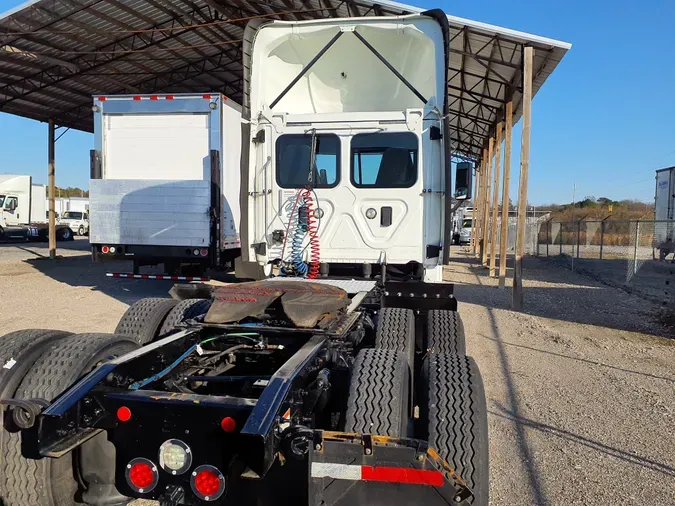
0,243,673,505
446,250,674,506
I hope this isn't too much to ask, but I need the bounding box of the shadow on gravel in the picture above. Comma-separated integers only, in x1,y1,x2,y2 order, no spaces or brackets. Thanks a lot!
22,255,176,306
453,257,671,338
477,334,675,384
486,305,551,506
489,405,675,478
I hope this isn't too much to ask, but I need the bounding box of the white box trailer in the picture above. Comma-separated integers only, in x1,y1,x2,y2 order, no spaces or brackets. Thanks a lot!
89,93,242,276
655,166,675,255
0,175,74,241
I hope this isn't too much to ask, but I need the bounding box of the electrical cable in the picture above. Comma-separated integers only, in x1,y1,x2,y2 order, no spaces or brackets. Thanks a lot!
128,333,259,390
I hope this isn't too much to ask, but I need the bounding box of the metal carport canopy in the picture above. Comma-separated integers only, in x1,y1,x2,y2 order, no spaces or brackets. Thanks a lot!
0,0,570,160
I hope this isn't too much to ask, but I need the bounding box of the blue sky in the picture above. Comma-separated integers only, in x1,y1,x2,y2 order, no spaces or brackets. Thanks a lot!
1,0,674,204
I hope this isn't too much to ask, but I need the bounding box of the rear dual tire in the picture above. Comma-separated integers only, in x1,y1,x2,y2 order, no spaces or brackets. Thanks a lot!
0,332,138,506
114,297,178,344
423,353,489,506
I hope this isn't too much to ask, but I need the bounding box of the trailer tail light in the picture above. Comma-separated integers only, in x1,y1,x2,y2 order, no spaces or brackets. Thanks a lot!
109,246,116,253
125,458,158,493
158,439,192,475
116,406,132,422
101,246,110,254
191,465,225,501
220,416,236,432
200,248,209,257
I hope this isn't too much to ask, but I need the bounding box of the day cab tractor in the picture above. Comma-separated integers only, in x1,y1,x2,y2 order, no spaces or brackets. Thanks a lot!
0,11,488,506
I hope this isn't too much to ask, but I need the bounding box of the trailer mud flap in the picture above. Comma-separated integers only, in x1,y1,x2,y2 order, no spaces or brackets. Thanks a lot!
308,432,472,506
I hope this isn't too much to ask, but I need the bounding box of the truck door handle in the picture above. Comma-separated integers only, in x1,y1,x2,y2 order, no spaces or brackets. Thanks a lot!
380,207,392,227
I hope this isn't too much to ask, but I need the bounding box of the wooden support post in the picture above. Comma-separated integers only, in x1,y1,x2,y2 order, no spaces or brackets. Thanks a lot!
477,148,488,259
499,101,513,287
481,139,494,266
471,166,480,254
513,46,533,310
48,120,56,260
489,122,503,277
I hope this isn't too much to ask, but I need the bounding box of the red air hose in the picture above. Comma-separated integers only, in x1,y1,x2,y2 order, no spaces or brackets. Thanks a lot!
302,187,321,279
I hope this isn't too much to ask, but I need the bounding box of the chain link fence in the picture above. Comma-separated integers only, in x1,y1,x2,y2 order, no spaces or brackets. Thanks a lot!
534,219,675,307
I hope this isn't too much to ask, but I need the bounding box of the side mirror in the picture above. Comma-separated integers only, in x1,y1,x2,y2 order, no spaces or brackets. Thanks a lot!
454,162,473,200
9,200,16,212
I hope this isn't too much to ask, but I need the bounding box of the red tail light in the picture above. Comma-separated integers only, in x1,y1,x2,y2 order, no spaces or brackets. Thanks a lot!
125,458,158,493
220,416,236,432
116,406,132,422
101,246,109,254
200,248,209,257
191,465,225,500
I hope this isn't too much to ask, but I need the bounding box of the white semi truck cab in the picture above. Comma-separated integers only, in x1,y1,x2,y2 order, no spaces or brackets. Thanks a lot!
238,11,454,282
89,93,242,276
0,175,73,241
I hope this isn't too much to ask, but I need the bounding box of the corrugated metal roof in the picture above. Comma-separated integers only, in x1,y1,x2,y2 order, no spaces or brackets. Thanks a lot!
0,0,570,159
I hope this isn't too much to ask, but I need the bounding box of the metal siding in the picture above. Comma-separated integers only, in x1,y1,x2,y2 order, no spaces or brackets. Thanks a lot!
89,179,210,247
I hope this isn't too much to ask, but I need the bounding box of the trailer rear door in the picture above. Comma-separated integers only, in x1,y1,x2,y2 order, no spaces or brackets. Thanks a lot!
103,113,209,180
90,95,221,248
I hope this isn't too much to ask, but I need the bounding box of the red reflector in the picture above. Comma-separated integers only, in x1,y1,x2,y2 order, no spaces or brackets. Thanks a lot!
200,248,209,257
194,469,221,496
117,406,132,422
149,95,158,100
222,96,228,101
133,96,141,101
202,94,212,99
166,95,174,100
129,462,154,489
101,246,110,254
220,416,236,432
97,96,107,101
361,466,444,486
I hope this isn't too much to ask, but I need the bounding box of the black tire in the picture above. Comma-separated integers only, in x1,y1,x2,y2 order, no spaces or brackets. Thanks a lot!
0,333,138,506
78,226,85,236
427,309,466,355
0,330,72,399
159,298,212,335
59,227,73,241
423,354,489,506
344,349,409,437
114,297,178,345
375,308,415,372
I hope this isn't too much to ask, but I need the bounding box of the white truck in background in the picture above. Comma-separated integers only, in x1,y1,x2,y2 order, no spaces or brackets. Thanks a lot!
89,93,242,277
452,206,473,245
655,166,675,259
0,175,74,242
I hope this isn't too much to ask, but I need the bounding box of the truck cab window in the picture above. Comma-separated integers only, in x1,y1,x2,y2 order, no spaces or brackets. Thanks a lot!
276,134,340,188
351,132,418,188
4,196,18,211
0,195,4,207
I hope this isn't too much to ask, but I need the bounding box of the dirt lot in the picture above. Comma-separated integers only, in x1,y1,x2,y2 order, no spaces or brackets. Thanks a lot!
0,240,673,505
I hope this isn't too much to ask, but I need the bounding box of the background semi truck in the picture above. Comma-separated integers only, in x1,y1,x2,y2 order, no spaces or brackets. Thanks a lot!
655,166,675,259
0,174,73,241
89,93,242,276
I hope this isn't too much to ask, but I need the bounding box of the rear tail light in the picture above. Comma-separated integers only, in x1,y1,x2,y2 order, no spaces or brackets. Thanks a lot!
125,458,158,493
191,465,225,501
193,249,200,256
109,246,116,253
200,248,209,257
101,246,109,254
